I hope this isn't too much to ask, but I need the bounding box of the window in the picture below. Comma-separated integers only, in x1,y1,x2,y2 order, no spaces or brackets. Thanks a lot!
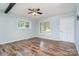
40,21,51,33
17,19,31,29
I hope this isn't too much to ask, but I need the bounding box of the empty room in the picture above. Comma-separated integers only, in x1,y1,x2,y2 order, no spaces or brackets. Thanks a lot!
0,3,79,56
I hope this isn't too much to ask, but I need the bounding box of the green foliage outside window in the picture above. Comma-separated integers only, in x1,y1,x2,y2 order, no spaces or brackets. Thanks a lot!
17,20,31,29
40,21,51,33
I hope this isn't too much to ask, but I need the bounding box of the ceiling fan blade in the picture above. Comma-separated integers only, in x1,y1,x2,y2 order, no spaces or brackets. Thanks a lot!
5,3,16,13
36,8,40,11
37,12,42,14
28,12,33,14
28,8,33,11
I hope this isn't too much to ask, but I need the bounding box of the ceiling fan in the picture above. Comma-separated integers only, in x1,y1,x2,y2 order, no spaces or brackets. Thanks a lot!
28,8,43,16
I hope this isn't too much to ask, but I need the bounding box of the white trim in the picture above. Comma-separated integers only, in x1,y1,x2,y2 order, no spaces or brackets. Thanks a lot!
0,36,35,44
36,36,75,43
39,20,52,33
17,19,32,29
0,36,75,44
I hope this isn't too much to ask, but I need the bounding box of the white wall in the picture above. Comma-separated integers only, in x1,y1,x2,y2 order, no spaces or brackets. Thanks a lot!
75,20,79,53
0,12,36,44
0,11,75,44
36,14,75,43
36,16,60,40
60,16,75,42
75,5,79,53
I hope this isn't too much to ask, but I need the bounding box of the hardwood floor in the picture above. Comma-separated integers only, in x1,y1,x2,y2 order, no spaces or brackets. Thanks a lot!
0,37,78,56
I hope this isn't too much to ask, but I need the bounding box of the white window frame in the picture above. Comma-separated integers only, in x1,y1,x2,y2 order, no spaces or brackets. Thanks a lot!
39,20,51,33
17,19,31,29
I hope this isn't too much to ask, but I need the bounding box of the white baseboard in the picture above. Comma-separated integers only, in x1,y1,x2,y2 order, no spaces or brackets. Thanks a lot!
0,36,75,44
37,36,75,43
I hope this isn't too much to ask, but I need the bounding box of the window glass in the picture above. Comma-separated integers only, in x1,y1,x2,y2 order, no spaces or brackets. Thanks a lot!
17,20,31,29
40,21,51,32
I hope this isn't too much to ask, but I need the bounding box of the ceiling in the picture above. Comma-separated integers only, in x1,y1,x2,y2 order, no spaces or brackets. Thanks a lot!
0,3,79,19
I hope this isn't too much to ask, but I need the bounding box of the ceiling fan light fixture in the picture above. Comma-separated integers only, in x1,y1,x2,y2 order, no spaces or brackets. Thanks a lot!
32,12,37,16
28,8,42,16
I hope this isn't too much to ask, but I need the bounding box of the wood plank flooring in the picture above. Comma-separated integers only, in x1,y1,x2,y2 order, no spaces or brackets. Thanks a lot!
0,37,78,56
